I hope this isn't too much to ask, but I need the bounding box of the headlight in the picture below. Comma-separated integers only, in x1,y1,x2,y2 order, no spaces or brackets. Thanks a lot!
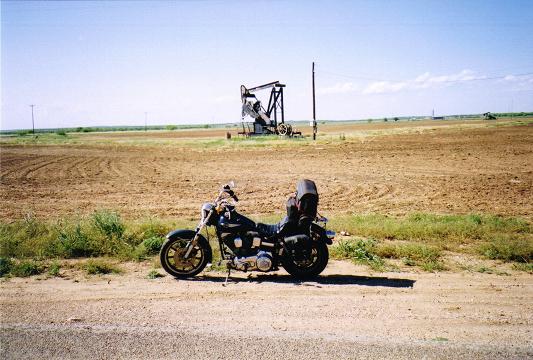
201,203,214,222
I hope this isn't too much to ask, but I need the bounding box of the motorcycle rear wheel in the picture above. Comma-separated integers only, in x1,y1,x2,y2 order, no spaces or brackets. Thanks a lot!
282,241,328,279
159,234,211,278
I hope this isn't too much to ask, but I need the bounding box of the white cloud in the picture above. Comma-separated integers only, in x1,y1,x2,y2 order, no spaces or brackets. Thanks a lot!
503,75,516,81
500,73,533,91
502,74,533,83
363,81,408,94
363,69,486,94
318,82,357,95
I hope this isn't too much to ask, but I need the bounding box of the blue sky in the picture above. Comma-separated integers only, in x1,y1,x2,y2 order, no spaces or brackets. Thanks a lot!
1,0,533,130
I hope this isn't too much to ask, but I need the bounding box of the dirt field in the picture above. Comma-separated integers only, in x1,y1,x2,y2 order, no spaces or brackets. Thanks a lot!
1,119,532,221
1,261,532,359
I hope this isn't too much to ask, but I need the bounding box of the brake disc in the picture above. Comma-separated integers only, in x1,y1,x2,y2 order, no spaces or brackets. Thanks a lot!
173,248,195,267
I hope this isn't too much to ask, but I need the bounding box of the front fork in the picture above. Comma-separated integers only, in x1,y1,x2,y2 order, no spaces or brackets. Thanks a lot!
183,226,203,259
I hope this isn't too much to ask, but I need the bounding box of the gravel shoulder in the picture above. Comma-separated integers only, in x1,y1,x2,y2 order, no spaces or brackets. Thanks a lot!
1,260,532,359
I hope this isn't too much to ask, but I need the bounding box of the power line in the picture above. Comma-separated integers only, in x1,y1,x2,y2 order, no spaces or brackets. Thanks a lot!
316,69,533,84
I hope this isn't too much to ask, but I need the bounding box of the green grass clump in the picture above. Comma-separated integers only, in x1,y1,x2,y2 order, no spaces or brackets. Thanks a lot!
147,269,164,279
0,211,184,261
478,236,532,263
48,261,61,277
11,260,44,277
82,259,121,275
375,242,445,272
512,263,533,273
330,213,530,252
331,238,386,271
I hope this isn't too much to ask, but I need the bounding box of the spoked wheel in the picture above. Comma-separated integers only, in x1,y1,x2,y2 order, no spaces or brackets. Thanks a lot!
277,123,288,136
282,241,328,279
160,234,211,278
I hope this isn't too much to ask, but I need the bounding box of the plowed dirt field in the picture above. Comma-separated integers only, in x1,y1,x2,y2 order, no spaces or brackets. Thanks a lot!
1,120,531,221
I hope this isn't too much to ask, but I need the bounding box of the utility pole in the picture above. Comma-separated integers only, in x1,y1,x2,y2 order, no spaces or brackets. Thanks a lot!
30,104,35,134
144,112,148,132
312,62,317,140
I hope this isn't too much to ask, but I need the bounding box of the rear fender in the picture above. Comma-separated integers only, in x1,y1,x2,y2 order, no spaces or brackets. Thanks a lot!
166,229,213,264
310,223,333,245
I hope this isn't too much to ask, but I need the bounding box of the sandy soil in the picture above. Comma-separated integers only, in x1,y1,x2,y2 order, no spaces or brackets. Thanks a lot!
1,261,532,359
1,120,532,221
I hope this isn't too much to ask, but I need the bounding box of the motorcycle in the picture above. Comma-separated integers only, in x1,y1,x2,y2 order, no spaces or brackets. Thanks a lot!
159,180,335,280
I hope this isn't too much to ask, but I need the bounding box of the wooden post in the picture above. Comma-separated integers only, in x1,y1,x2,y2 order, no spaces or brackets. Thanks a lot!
312,62,317,140
30,104,35,134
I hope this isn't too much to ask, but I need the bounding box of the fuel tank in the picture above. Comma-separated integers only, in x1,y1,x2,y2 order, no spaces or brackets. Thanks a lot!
218,211,257,234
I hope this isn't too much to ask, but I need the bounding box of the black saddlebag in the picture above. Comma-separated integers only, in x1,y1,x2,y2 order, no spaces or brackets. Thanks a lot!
284,234,312,260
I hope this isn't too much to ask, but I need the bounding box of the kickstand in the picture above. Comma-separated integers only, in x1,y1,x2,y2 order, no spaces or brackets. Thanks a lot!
222,268,231,287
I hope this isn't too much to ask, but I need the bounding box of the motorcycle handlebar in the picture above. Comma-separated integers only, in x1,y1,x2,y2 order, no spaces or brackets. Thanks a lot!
216,188,239,204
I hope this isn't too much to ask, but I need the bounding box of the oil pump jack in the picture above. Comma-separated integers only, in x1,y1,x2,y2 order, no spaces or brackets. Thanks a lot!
240,81,298,136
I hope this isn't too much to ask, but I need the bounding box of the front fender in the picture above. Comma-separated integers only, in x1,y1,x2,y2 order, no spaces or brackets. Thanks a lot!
165,229,213,264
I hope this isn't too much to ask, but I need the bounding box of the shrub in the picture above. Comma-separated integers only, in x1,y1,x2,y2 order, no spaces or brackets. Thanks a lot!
56,129,67,136
92,210,124,240
479,236,532,263
135,220,170,240
48,261,61,276
142,236,164,255
57,224,96,258
165,125,177,131
0,257,13,277
0,215,56,258
512,263,533,273
82,259,121,275
11,260,43,277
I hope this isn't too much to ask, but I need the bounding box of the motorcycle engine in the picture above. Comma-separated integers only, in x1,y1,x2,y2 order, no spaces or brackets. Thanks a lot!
256,251,273,272
225,231,274,272
232,251,273,272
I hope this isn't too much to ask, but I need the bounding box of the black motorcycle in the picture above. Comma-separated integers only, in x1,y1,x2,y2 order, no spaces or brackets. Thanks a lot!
159,179,334,280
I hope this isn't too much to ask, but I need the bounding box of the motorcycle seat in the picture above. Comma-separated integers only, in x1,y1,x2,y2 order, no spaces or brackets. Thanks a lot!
256,223,279,237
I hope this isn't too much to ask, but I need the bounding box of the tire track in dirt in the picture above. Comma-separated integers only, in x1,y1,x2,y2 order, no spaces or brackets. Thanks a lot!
2,155,67,182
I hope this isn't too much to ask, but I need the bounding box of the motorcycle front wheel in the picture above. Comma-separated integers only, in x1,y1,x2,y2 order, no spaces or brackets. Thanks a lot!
282,241,329,279
159,234,211,278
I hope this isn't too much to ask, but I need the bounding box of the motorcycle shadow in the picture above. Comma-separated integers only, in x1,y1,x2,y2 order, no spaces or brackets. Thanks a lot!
185,273,415,288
